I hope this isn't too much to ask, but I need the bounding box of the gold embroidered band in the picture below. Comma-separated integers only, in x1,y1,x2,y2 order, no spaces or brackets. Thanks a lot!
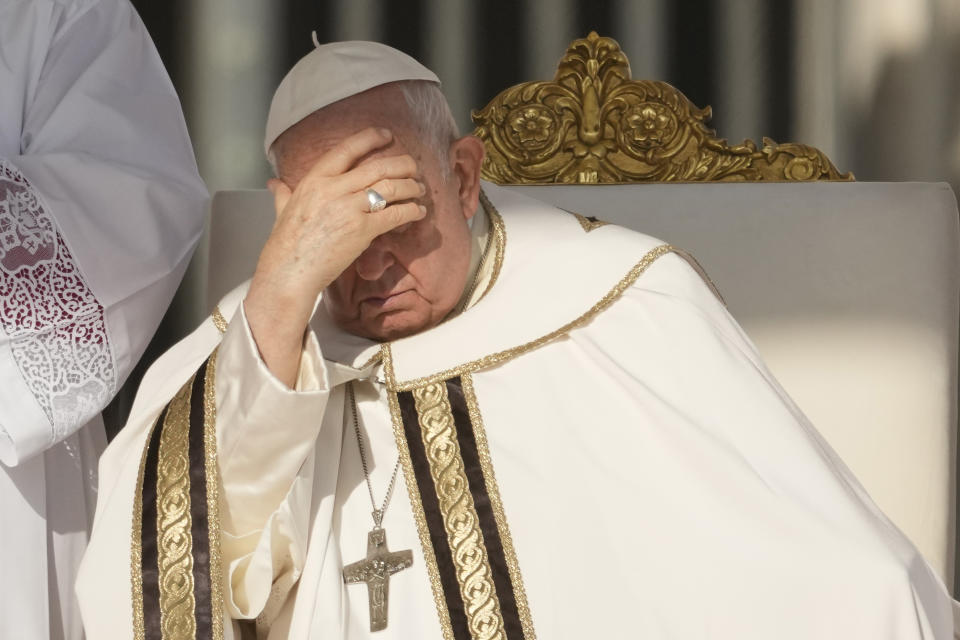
211,308,228,335
389,371,536,640
131,350,223,640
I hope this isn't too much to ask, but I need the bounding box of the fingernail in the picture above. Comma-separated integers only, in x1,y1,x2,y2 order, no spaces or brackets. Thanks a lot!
419,205,427,214
379,127,391,137
418,181,426,193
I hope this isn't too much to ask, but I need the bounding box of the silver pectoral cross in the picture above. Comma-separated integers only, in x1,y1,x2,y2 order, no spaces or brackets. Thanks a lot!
343,527,414,632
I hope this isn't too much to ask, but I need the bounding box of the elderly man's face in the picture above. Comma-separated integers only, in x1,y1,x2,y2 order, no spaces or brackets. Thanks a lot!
274,84,483,341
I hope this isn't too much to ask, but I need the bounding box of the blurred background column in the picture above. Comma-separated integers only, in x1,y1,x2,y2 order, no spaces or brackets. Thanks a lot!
837,0,959,185
182,0,281,329
526,0,576,82
425,0,475,134
615,0,666,81
188,0,279,194
714,0,766,146
334,0,382,40
793,0,841,166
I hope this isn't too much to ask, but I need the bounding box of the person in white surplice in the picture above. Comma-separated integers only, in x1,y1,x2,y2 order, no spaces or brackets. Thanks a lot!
0,1,207,638
78,41,958,639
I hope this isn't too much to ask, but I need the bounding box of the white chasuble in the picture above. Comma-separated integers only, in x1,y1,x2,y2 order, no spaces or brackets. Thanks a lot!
79,183,957,639
0,1,208,638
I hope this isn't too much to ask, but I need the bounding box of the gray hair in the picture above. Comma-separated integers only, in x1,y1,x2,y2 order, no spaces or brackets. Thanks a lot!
270,80,460,178
398,80,460,173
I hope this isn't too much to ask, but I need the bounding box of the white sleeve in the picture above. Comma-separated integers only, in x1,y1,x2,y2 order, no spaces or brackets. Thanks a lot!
215,304,331,619
0,0,208,466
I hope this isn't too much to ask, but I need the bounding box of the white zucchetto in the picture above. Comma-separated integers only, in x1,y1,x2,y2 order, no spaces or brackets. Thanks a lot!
264,39,440,160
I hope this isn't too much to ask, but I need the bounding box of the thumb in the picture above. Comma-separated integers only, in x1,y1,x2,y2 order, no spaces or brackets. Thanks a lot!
266,179,292,220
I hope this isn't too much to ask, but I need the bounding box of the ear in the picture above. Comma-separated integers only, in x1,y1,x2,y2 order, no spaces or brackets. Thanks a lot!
449,135,485,220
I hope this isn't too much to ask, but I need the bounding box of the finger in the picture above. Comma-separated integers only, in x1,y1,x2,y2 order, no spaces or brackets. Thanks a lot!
340,154,420,194
307,127,393,178
266,178,292,219
353,178,425,212
368,202,427,236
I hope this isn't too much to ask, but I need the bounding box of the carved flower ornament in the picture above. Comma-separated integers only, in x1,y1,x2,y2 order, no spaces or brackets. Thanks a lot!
508,106,556,149
621,102,678,149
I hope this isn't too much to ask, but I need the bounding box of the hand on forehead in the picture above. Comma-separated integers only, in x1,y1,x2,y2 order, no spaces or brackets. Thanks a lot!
348,132,424,178
305,128,421,192
274,85,421,185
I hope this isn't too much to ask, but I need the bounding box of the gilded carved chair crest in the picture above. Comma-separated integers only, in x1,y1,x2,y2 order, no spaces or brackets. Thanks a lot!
472,32,853,183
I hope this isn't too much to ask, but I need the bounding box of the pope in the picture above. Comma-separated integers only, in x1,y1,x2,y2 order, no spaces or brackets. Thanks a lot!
78,40,957,639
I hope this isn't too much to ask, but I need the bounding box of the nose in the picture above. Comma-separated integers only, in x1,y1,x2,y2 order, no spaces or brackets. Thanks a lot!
354,238,395,281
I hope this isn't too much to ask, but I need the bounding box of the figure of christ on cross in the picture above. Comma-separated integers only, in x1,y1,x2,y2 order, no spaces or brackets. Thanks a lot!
343,528,414,631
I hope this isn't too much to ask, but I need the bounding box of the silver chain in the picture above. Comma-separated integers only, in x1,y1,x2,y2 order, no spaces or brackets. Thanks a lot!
347,381,401,529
